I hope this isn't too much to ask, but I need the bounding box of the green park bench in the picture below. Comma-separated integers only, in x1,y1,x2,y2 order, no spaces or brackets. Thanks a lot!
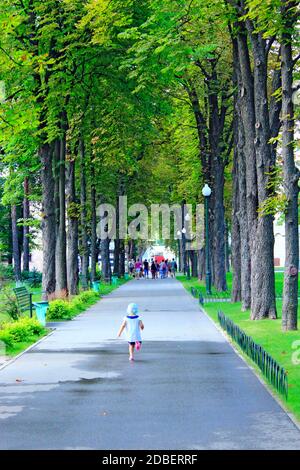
14,286,34,318
13,286,49,325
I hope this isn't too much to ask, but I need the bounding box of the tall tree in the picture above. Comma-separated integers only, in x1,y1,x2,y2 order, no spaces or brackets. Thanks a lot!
22,177,30,271
79,138,89,289
280,0,299,330
11,204,21,281
66,146,79,296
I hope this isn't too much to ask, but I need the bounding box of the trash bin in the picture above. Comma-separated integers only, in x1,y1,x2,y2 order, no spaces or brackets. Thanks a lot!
33,301,49,327
92,281,101,293
125,273,130,280
112,276,118,285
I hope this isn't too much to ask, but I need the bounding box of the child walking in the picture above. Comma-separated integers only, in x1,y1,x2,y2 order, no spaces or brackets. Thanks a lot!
117,303,144,361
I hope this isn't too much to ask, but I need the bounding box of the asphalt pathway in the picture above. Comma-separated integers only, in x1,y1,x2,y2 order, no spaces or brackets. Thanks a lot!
0,278,300,450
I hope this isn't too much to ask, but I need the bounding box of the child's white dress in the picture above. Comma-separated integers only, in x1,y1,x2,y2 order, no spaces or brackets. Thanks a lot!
124,314,142,342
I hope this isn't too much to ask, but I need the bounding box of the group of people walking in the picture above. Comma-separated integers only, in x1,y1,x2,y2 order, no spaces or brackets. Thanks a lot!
128,258,177,280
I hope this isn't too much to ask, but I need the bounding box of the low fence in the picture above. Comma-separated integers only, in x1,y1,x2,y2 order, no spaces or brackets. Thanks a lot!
190,286,296,304
217,311,288,400
190,287,231,304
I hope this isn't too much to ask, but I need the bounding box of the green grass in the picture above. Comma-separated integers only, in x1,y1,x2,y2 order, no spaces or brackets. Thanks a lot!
177,270,299,298
0,317,48,358
178,275,300,423
5,334,47,357
99,277,129,295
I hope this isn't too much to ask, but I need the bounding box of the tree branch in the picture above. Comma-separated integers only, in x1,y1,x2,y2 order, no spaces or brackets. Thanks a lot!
0,47,23,66
194,60,211,79
265,36,276,57
293,53,300,67
224,133,234,166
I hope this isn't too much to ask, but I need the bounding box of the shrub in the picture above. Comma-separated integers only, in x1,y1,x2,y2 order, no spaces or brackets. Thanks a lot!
95,266,102,281
18,318,45,336
1,288,19,320
1,318,46,343
21,269,42,288
0,264,15,281
77,290,99,304
46,290,99,321
70,297,85,315
0,330,14,348
47,299,73,320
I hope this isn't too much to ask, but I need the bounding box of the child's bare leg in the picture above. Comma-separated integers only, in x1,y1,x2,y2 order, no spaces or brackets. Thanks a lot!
129,344,135,360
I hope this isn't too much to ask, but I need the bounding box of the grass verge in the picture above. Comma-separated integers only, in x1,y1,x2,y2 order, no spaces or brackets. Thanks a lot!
0,318,48,358
177,275,300,423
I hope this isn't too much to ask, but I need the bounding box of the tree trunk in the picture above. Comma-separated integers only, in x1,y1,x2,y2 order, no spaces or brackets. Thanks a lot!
246,23,276,319
113,194,120,276
269,57,282,166
181,202,187,274
101,239,111,281
236,28,257,313
17,204,23,271
40,144,56,299
11,205,21,282
55,130,68,298
225,222,230,273
113,239,120,276
231,130,241,302
53,139,60,240
23,177,30,272
207,64,227,292
190,251,198,278
232,36,251,307
281,4,299,330
90,168,98,283
119,240,125,277
128,239,135,260
67,158,79,296
80,138,89,290
211,160,227,291
7,219,13,265
197,248,205,280
236,24,276,318
185,82,210,181
177,239,182,272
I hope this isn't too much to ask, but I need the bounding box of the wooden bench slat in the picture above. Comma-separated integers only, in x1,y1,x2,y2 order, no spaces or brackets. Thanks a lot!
13,286,33,318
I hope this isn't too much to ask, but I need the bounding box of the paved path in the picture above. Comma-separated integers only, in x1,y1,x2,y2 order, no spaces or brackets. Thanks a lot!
0,278,300,450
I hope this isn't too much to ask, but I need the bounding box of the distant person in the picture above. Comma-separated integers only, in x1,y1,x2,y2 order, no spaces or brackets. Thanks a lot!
135,259,142,279
162,261,168,278
139,265,144,279
129,260,134,275
171,258,177,278
167,260,172,277
160,260,167,279
151,260,157,279
117,303,144,361
155,261,160,279
143,259,149,278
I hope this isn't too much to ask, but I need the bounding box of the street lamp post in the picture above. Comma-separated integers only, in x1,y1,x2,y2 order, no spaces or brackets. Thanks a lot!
184,212,191,280
177,209,192,279
181,227,191,279
202,183,212,295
